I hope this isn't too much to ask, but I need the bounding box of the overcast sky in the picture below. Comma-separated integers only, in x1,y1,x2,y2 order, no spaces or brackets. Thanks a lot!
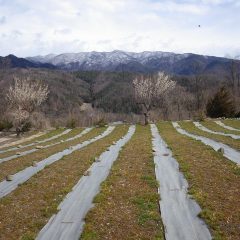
0,0,239,57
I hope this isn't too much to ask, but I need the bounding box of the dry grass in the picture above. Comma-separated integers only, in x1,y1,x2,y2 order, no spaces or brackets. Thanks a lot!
0,128,83,159
223,119,240,129
0,128,66,154
0,125,128,240
202,120,240,135
179,121,240,151
82,125,164,240
157,121,240,240
0,127,104,181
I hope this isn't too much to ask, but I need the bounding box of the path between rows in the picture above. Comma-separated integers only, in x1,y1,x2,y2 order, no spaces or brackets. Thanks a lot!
151,124,211,240
36,125,136,240
0,129,71,154
0,128,92,164
0,126,115,199
173,122,240,164
215,120,240,132
194,122,240,139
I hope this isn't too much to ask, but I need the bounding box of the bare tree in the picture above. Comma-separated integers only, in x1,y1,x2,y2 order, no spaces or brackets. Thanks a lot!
6,77,49,135
133,72,175,125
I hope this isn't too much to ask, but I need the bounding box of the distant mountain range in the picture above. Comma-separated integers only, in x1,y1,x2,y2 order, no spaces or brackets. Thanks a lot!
1,50,239,75
0,54,56,69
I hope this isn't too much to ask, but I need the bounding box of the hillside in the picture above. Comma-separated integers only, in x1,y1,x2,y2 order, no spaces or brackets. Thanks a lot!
0,68,89,118
0,55,55,69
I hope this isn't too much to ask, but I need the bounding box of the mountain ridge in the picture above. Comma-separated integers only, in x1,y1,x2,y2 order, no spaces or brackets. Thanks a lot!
0,54,56,69
27,50,239,75
0,50,239,75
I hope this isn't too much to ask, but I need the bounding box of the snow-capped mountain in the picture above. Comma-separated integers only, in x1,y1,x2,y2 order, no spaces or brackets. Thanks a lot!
27,50,191,71
27,50,239,74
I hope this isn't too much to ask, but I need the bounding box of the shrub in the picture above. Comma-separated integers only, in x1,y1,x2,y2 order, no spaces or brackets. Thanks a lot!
95,118,107,127
21,121,32,133
206,87,235,118
66,118,76,129
193,111,206,122
0,120,13,131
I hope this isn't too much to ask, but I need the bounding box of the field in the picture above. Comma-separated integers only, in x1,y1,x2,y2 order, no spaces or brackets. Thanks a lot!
0,119,239,240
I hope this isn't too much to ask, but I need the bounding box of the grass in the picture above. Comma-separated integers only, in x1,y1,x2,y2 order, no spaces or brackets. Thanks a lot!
0,125,129,240
157,121,240,240
179,121,240,151
81,125,164,240
0,128,66,154
201,120,240,135
0,127,83,159
223,119,240,129
0,127,103,181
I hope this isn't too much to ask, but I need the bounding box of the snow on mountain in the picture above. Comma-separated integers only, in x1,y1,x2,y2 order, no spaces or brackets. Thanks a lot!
28,50,188,68
26,50,238,74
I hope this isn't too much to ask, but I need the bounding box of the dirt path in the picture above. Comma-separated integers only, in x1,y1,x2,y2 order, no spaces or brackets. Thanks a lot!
151,124,211,240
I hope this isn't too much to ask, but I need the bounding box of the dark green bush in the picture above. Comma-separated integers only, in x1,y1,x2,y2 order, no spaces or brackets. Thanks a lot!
206,87,235,118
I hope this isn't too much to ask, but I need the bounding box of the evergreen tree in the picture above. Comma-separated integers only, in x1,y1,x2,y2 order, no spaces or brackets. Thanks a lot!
206,87,235,118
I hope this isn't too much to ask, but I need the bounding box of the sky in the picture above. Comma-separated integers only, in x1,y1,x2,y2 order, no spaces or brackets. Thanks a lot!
0,0,240,58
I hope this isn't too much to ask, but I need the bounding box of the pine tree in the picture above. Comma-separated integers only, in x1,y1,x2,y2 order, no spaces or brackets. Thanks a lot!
206,87,235,118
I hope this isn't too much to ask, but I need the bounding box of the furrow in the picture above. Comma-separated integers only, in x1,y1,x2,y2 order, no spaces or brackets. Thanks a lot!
0,126,114,198
151,124,211,240
36,125,135,240
173,122,240,164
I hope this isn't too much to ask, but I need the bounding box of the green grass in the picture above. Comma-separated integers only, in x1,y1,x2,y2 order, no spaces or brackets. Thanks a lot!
157,121,240,240
223,119,240,129
201,120,240,135
0,128,66,154
82,125,164,240
0,125,129,240
179,121,240,151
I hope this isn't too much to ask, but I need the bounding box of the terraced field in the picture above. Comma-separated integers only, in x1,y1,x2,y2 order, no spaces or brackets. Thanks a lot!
0,119,239,240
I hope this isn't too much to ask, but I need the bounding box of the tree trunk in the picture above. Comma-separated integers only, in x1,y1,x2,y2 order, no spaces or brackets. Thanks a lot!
16,127,21,137
144,112,149,125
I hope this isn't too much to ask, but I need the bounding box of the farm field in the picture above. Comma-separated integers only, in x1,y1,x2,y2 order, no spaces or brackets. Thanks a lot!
0,119,239,240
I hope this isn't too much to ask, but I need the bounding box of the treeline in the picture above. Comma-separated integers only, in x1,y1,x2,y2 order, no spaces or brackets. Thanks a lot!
0,66,239,130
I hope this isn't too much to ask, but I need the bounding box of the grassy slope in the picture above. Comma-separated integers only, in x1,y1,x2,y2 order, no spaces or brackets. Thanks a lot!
0,127,103,181
179,121,240,151
157,122,240,240
201,120,240,135
223,119,240,129
0,128,82,159
0,128,65,153
82,125,164,240
0,125,129,240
